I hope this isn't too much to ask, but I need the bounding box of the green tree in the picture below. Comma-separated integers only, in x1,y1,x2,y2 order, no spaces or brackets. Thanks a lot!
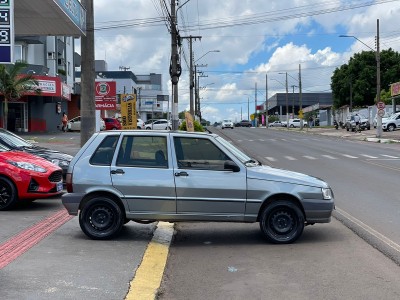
331,48,400,109
0,62,40,129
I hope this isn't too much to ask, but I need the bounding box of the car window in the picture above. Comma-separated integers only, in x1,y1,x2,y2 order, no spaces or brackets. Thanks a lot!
90,135,119,166
174,137,232,171
116,135,168,168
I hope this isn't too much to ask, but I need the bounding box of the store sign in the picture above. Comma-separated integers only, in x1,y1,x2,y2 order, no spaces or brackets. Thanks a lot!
120,94,137,129
53,0,86,34
23,76,71,100
390,82,400,97
0,0,13,64
95,81,116,110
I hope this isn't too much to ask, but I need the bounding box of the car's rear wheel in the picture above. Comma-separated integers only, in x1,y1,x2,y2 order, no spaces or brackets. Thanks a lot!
79,197,124,240
259,200,304,244
0,177,17,210
388,124,395,132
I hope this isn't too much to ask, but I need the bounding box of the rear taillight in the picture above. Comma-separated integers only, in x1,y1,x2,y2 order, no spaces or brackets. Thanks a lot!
66,173,73,193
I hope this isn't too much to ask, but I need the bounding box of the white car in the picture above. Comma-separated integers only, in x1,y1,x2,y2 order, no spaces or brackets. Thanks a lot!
382,112,400,131
137,119,145,129
145,119,172,130
221,119,234,129
269,121,282,127
288,119,307,128
373,112,392,128
67,116,106,131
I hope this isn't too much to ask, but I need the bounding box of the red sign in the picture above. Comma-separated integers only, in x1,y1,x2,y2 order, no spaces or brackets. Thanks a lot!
391,82,400,97
95,81,117,110
95,81,117,101
256,104,264,110
377,101,385,110
22,75,71,101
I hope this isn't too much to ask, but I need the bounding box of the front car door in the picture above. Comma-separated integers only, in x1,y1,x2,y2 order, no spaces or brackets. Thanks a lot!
172,134,247,220
110,133,176,218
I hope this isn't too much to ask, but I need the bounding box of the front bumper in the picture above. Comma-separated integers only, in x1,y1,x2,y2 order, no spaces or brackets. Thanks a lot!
302,198,335,223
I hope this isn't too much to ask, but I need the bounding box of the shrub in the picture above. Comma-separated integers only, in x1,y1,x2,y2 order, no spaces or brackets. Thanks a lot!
179,120,204,132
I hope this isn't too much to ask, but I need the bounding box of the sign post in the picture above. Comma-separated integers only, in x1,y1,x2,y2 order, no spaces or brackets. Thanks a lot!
0,0,14,64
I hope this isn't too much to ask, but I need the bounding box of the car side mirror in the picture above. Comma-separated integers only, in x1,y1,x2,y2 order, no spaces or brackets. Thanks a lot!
224,160,240,172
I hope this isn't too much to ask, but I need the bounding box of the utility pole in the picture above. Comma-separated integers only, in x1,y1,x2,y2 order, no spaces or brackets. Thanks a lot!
285,72,289,129
80,0,96,146
291,85,297,117
247,97,250,121
195,64,206,119
170,0,181,130
265,73,268,128
198,72,208,121
181,35,201,116
255,82,257,127
376,18,382,138
299,64,303,129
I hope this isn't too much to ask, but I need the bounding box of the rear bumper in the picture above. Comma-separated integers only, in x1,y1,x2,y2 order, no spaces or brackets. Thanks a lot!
62,193,85,215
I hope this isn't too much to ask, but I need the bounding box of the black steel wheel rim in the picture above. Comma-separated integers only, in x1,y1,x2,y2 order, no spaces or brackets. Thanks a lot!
88,205,115,231
0,183,12,209
267,208,297,239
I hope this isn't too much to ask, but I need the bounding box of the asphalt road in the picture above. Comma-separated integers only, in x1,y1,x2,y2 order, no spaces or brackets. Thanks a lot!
1,129,400,299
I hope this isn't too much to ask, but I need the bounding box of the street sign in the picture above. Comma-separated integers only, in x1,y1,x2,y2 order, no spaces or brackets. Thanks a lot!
377,101,385,110
377,109,385,117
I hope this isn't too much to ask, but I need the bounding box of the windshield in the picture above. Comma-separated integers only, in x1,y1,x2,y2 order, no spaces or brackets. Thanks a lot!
215,136,253,164
0,143,10,152
0,129,32,147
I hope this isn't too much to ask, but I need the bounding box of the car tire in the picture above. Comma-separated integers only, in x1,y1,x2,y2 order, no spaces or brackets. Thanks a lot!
259,200,304,244
146,127,151,130
388,124,395,132
290,124,294,128
79,196,124,240
0,177,18,210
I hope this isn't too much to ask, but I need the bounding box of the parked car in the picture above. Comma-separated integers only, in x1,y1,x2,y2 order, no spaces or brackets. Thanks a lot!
269,121,282,127
0,128,73,180
345,114,370,131
221,119,234,129
103,117,122,130
67,116,106,131
0,144,63,210
373,112,397,128
137,119,145,129
235,120,252,127
382,112,400,131
288,119,307,128
145,119,171,130
281,121,287,127
62,130,334,243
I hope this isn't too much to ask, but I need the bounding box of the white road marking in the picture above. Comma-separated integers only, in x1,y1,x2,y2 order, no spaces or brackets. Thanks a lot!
381,154,399,159
303,156,317,160
342,154,358,158
265,157,276,162
322,155,337,159
285,156,297,160
361,154,378,158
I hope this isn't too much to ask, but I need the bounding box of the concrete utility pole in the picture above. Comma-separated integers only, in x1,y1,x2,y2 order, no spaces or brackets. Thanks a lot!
376,19,382,138
198,72,208,121
265,73,268,128
255,82,257,127
170,0,181,130
291,84,297,116
181,35,201,116
285,73,289,129
299,64,303,129
80,0,96,146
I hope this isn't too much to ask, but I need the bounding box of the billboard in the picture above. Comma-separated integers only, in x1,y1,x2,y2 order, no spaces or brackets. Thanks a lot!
95,81,117,110
120,94,137,129
0,0,14,64
391,82,400,97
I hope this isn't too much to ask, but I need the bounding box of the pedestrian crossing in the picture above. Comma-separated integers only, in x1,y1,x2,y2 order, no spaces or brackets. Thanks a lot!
264,154,400,162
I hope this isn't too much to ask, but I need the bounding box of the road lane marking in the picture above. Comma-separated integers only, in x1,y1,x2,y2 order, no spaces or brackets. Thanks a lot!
0,209,73,270
360,154,377,158
285,156,297,160
342,154,358,158
265,157,276,162
303,156,317,160
381,154,399,159
322,155,337,159
125,222,174,300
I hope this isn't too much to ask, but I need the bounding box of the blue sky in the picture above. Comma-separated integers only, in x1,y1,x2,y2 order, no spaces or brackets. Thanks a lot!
91,0,400,123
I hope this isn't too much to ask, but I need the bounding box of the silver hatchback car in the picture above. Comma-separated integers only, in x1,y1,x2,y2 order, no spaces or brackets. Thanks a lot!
62,130,334,244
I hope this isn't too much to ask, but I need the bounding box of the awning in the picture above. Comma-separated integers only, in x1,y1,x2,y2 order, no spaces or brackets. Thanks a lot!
15,0,86,37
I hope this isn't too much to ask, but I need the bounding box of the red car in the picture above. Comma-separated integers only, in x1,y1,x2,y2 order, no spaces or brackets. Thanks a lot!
103,117,122,130
0,145,63,210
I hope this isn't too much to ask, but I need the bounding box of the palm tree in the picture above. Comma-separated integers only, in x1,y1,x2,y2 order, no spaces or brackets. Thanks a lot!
0,62,40,129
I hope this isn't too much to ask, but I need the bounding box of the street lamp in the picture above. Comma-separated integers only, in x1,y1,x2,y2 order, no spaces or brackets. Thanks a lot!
339,19,381,138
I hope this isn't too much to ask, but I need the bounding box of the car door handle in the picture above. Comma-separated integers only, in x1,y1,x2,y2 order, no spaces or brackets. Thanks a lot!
111,169,125,175
175,171,188,177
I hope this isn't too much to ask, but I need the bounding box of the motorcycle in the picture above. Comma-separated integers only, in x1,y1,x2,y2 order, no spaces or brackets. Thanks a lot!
333,120,339,130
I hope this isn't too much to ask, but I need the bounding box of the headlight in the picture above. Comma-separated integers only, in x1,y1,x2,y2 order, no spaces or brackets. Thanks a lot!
322,188,333,200
8,161,47,173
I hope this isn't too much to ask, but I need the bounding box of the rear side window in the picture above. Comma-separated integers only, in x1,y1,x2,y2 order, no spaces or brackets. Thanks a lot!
90,135,119,166
116,136,168,168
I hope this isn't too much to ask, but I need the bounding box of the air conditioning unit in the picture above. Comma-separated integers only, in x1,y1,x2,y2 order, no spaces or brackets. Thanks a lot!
58,58,65,65
47,52,55,59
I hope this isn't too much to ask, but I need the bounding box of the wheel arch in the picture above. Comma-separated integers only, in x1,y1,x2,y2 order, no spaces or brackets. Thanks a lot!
79,191,126,219
256,193,305,222
0,175,19,198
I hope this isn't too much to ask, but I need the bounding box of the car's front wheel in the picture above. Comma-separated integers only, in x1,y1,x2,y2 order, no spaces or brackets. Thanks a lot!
259,200,304,244
0,177,17,210
79,196,124,240
387,124,396,132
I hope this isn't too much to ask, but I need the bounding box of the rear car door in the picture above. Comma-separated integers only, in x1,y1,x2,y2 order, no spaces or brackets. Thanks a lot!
172,135,247,219
110,133,176,214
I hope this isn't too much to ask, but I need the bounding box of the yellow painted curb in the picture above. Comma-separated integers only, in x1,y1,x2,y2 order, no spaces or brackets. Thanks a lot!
125,222,174,300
